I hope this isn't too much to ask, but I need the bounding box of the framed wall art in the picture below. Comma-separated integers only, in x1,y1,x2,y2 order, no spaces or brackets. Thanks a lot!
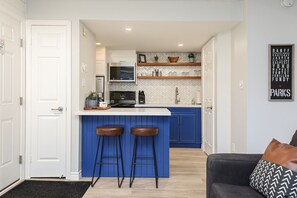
138,54,146,63
269,44,294,101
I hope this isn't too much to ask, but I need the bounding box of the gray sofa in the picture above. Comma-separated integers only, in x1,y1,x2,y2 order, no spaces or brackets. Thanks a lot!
206,131,297,198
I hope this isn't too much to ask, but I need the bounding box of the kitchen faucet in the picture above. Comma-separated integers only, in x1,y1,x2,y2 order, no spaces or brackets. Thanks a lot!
175,87,180,104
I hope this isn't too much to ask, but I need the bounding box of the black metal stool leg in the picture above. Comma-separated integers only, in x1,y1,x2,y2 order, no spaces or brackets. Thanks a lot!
152,136,159,188
91,136,101,187
130,136,138,187
132,136,138,183
115,135,121,188
92,136,105,187
118,136,125,186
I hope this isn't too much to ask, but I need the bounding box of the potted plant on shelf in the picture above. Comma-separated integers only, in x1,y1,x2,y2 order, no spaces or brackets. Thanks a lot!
188,53,195,63
154,55,159,62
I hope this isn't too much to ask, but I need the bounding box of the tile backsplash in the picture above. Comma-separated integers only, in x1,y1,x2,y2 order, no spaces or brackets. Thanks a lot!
109,52,201,104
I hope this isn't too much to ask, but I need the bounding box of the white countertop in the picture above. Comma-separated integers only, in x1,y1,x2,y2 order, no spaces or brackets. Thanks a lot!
135,103,201,108
75,108,171,116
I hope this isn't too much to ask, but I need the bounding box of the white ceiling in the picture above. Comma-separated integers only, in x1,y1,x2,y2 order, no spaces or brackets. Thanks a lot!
83,20,239,52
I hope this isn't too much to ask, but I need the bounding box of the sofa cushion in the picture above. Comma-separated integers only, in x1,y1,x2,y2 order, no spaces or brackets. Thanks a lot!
250,139,297,198
212,183,264,198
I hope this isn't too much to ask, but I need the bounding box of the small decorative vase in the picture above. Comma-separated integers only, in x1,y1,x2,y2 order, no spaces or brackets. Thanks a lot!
154,56,159,62
189,57,195,63
87,99,98,107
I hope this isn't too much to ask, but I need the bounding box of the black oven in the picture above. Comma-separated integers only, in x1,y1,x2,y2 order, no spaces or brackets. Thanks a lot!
110,91,136,108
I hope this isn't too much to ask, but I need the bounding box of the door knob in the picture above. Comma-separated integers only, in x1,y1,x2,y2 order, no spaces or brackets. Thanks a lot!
51,106,63,112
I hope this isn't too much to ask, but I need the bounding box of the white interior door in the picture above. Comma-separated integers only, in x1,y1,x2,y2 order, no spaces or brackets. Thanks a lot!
29,25,67,177
202,38,216,155
0,12,21,190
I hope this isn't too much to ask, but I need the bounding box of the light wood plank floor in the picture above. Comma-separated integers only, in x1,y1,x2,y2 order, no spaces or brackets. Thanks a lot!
82,148,207,198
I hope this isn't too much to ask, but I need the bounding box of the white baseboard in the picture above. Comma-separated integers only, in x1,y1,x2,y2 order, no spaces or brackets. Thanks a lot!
70,170,82,181
0,179,24,196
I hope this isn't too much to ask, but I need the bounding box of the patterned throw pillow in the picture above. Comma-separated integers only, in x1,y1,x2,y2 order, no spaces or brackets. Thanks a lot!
250,139,297,198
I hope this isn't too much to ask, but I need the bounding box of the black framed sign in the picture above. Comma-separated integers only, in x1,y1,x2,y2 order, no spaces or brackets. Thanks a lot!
269,44,294,101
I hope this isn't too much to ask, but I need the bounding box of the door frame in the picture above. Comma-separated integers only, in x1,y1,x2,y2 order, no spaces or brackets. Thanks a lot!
201,37,217,154
0,5,25,196
25,20,72,179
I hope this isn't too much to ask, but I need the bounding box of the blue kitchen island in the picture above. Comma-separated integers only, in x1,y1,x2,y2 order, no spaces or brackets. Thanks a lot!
77,108,171,178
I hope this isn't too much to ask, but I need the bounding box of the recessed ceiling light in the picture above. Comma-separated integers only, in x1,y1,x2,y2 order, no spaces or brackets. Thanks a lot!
125,27,132,31
96,42,101,45
178,43,183,47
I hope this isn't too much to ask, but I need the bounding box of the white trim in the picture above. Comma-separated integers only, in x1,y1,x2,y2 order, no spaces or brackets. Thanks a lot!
201,37,217,154
0,180,24,196
65,21,72,180
20,17,26,182
25,21,32,179
70,171,82,181
25,20,72,179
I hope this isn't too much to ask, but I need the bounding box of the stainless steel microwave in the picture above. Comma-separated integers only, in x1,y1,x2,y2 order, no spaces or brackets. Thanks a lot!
108,62,136,83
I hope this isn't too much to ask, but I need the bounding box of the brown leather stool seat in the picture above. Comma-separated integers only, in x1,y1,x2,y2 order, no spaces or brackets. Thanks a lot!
91,126,125,188
131,127,158,136
130,127,159,188
96,126,123,136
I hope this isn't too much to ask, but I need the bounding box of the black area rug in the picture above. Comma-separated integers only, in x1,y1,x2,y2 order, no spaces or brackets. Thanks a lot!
2,180,91,198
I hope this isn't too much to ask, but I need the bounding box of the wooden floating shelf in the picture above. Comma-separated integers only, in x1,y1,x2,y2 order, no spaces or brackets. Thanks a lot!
137,76,201,79
137,62,201,66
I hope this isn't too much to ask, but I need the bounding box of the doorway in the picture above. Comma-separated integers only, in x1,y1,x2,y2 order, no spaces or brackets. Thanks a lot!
0,10,24,192
202,38,216,155
26,21,71,178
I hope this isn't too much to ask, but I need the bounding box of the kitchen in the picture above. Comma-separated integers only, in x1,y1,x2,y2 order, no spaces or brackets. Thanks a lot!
76,19,233,182
3,0,296,197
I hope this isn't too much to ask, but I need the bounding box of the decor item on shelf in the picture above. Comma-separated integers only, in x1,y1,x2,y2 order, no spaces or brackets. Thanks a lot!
138,54,146,63
85,92,98,107
168,56,179,63
154,55,159,62
188,53,195,62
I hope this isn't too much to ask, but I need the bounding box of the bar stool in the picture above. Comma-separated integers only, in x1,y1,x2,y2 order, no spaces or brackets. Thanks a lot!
129,127,159,188
91,126,125,188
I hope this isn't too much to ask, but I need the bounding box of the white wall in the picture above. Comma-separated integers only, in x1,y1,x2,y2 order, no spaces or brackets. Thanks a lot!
216,31,231,153
246,0,297,153
0,0,26,19
230,21,248,153
79,22,96,109
96,46,106,76
107,50,137,63
26,0,244,22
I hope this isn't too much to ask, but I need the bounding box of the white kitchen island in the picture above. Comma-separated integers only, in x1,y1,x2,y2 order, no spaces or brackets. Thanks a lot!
76,107,171,116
